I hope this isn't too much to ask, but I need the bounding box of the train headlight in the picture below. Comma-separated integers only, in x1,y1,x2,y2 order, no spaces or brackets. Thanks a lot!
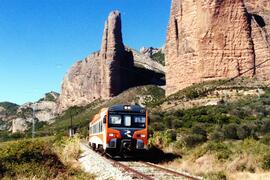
109,133,114,137
108,133,121,138
124,105,131,110
136,134,146,138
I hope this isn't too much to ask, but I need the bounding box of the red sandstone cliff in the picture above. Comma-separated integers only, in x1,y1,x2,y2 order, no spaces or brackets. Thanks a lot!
165,0,270,96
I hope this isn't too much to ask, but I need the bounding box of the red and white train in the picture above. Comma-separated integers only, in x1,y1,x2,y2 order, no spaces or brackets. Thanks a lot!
88,104,148,156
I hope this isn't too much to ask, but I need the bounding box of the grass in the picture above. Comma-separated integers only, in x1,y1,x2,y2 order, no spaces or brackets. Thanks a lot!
155,78,268,111
162,139,270,179
0,136,94,179
149,87,270,138
148,85,270,178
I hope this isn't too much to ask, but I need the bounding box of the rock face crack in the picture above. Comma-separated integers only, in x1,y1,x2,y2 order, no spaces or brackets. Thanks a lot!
165,0,270,96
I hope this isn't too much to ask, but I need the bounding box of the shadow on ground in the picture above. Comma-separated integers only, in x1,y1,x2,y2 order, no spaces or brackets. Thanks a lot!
111,146,181,164
143,146,181,163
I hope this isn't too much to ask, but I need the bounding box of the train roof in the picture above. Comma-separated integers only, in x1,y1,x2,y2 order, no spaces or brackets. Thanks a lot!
108,104,146,113
90,105,146,124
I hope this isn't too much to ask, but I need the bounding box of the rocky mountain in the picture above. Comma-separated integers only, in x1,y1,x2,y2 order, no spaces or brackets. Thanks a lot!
0,92,59,133
57,11,165,113
165,0,270,96
140,47,164,57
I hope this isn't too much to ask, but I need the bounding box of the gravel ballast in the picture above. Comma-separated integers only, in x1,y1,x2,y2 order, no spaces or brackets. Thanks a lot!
79,143,133,180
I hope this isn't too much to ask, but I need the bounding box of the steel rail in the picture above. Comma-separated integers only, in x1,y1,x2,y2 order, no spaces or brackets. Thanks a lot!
107,159,154,180
140,161,201,180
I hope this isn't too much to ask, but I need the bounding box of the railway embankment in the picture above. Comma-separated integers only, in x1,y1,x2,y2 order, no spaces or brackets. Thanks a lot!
79,142,202,180
79,143,133,180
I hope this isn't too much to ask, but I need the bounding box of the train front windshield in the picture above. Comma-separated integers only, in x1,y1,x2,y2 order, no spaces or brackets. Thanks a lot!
108,113,146,128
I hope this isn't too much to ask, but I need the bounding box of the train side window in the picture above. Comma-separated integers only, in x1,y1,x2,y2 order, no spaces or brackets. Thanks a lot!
103,115,106,123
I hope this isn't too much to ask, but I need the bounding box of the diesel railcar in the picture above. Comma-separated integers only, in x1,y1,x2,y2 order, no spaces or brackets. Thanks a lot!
88,104,148,156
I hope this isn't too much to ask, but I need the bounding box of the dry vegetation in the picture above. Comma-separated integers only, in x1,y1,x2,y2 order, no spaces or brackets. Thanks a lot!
0,136,94,179
148,80,270,179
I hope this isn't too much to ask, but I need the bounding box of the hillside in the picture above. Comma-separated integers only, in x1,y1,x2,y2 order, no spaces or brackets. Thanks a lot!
0,136,94,179
0,92,59,138
36,78,270,179
39,85,164,136
33,77,269,136
1,78,270,179
1,0,270,179
147,79,270,179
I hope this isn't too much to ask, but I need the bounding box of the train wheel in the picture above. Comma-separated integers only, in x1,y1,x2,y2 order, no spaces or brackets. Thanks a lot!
92,143,96,151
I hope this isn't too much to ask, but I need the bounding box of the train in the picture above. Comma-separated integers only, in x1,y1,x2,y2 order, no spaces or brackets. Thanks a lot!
88,104,148,156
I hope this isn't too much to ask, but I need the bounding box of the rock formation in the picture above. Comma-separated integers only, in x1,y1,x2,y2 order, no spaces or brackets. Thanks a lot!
245,0,270,81
0,92,59,133
165,0,270,96
58,11,165,112
140,47,164,57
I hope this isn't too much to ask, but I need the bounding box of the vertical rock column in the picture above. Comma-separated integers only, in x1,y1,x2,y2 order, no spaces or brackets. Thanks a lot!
100,11,127,98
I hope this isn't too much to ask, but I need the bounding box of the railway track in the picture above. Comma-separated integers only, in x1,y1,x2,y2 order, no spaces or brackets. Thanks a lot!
107,159,202,180
81,143,202,180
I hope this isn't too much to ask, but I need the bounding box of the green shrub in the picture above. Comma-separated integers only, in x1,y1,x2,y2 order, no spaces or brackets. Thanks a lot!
166,129,177,142
151,122,166,131
0,131,26,142
262,153,270,170
150,51,165,65
171,119,183,129
0,137,94,179
192,125,207,137
149,130,177,148
0,139,65,178
183,134,207,147
237,125,251,139
260,133,270,145
223,123,239,139
209,129,225,141
206,142,232,160
186,89,200,99
261,120,270,134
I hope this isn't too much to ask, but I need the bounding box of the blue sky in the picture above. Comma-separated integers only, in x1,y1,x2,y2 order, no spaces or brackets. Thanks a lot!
0,0,171,105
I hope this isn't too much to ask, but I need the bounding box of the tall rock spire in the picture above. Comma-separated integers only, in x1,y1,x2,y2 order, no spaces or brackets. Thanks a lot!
100,10,130,98
100,11,125,60
57,10,164,113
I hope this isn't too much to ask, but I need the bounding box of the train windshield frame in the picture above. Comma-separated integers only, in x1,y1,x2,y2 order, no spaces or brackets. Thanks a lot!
108,112,146,128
